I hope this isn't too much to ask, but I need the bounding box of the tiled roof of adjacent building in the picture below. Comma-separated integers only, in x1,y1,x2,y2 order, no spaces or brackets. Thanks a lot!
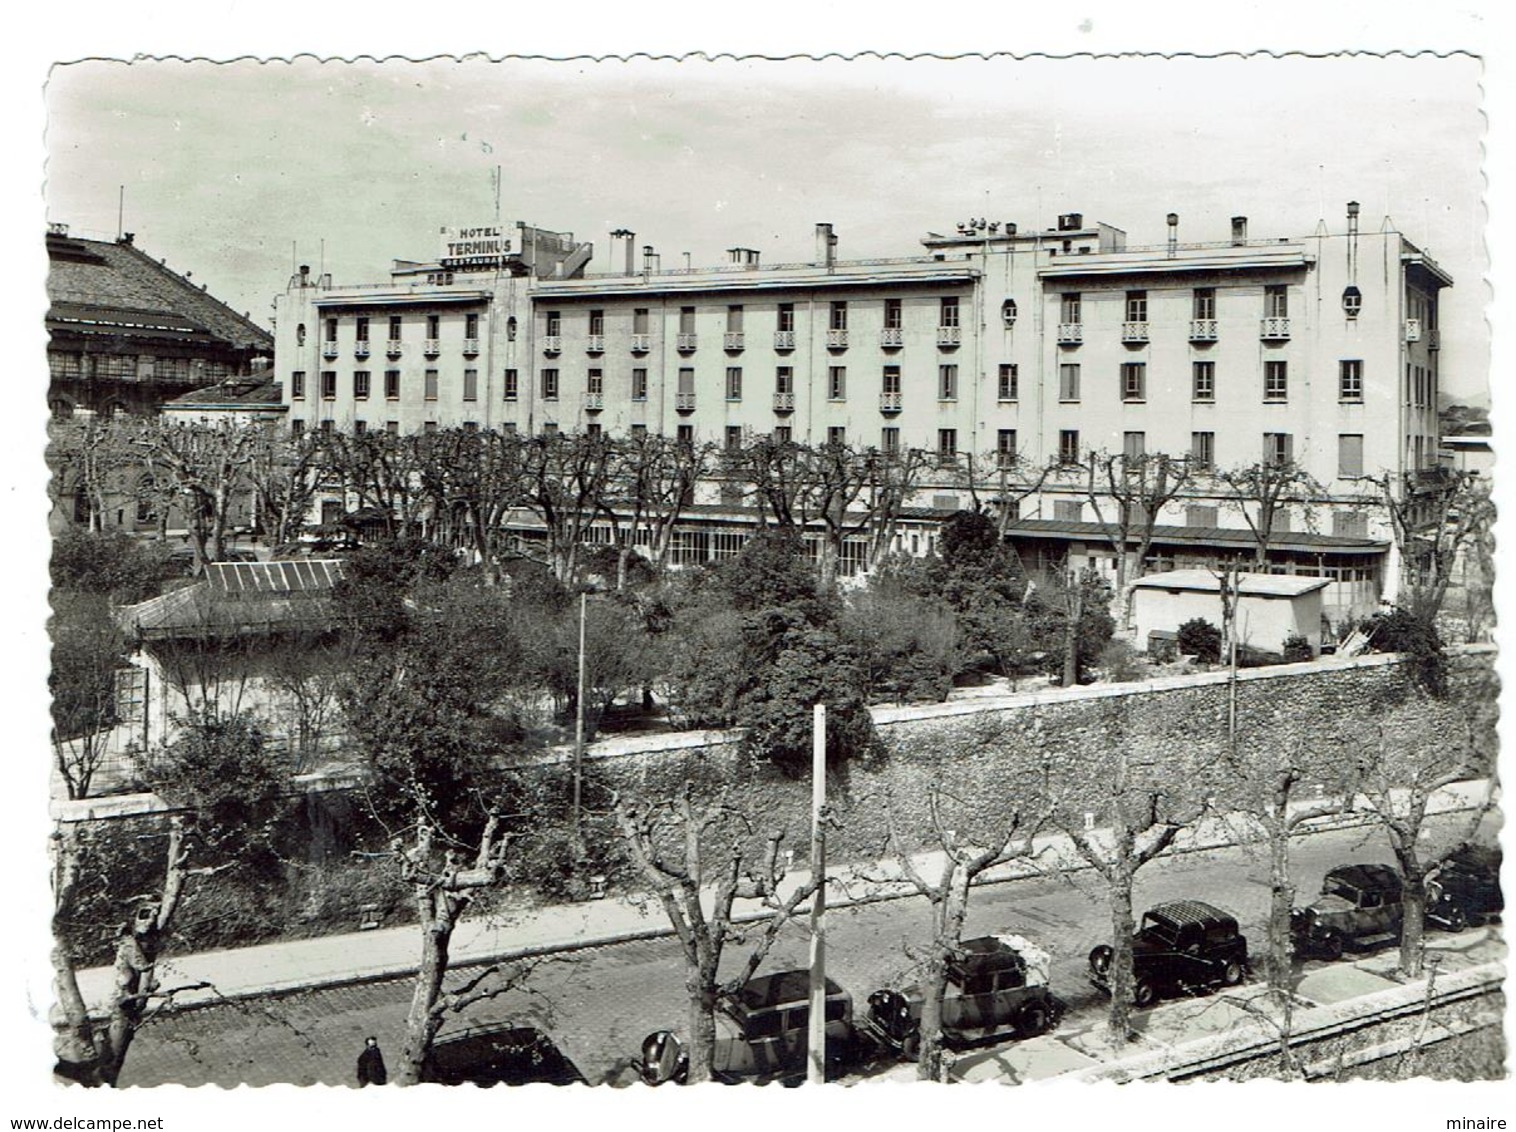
46,231,272,352
164,379,285,408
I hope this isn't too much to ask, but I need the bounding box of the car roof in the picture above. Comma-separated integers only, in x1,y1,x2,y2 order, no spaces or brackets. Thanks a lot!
950,936,1030,976
1145,900,1236,929
1326,863,1402,893
733,970,845,1010
423,1024,584,1085
1443,844,1502,871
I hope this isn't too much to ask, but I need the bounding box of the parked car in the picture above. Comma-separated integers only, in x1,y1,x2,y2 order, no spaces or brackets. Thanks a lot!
638,969,858,1084
421,1023,584,1086
1291,863,1404,959
1427,843,1503,930
866,933,1054,1059
1089,900,1249,1007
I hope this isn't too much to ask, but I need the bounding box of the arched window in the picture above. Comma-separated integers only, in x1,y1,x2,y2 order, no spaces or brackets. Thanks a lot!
506,316,518,342
1342,286,1362,319
296,323,307,346
1001,298,1018,328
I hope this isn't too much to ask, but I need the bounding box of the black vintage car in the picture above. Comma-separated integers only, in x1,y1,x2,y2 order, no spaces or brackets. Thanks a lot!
421,1023,585,1086
1089,900,1249,1007
1427,843,1503,930
1291,863,1404,959
867,933,1055,1059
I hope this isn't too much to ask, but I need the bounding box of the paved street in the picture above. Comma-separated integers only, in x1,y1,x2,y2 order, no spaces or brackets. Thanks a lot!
116,806,1499,1087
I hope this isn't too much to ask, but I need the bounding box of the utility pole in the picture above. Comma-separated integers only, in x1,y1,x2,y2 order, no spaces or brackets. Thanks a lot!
807,703,827,1086
572,590,587,850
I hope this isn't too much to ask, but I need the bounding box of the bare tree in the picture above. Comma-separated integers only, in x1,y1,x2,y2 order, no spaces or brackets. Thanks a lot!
130,419,261,569
721,435,820,533
521,432,614,584
603,434,712,585
245,425,325,546
613,782,819,1083
1212,459,1322,569
50,592,130,799
1370,468,1495,623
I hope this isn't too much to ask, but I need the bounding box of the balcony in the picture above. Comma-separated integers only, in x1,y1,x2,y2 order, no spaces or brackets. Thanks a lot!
723,332,745,351
1121,321,1150,343
1405,318,1423,343
677,333,698,353
1056,323,1083,345
584,391,604,411
1189,319,1218,342
675,391,696,412
462,338,480,355
385,339,403,357
936,325,961,347
586,335,605,354
542,335,562,355
423,338,441,356
774,330,796,350
1260,317,1291,341
826,329,849,349
880,327,904,348
879,390,902,413
322,342,339,359
354,340,371,358
773,391,795,413
630,333,650,353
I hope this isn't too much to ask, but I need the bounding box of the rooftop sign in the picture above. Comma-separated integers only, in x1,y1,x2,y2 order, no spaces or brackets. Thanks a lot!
439,224,512,271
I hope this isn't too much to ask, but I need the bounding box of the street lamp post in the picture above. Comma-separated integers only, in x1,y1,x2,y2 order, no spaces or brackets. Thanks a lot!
573,589,587,851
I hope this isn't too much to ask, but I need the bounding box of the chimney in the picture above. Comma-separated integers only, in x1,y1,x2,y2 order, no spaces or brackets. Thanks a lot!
299,264,310,281
1166,212,1179,257
1231,216,1248,246
610,229,636,276
727,247,761,268
815,222,837,269
642,245,660,275
1346,200,1361,237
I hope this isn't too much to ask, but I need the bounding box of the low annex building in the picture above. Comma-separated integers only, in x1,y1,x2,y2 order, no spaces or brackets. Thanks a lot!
1130,569,1329,657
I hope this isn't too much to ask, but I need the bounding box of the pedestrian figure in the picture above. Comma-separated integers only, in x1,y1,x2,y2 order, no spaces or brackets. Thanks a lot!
356,1036,387,1086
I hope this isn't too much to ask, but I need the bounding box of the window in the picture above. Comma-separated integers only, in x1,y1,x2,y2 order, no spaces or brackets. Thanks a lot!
501,421,516,435
291,370,306,399
463,369,478,402
503,369,518,400
630,423,648,440
385,370,401,399
354,371,371,400
939,296,959,328
828,366,846,400
589,309,604,335
587,368,604,395
777,303,795,333
464,313,479,340
775,366,794,395
883,298,902,329
427,314,440,339
726,367,743,401
1193,288,1216,320
633,308,649,334
937,429,957,461
541,422,557,436
1342,285,1362,318
677,368,695,395
465,421,481,433
1333,510,1369,538
506,316,517,341
355,316,369,342
388,315,402,341
296,323,306,346
1054,499,1083,522
882,365,901,395
632,368,648,401
324,318,337,343
424,369,439,401
1265,285,1288,318
679,307,696,334
353,419,367,435
997,428,1018,468
545,311,562,336
1264,360,1288,401
1125,291,1147,322
1121,362,1146,401
1338,434,1364,477
290,419,304,437
938,364,958,401
1339,359,1364,401
1192,361,1215,402
997,364,1019,401
321,419,335,435
881,426,900,453
320,370,337,399
829,301,848,331
1187,504,1219,527
542,369,559,400
1001,298,1017,327
1059,429,1080,464
828,426,847,447
1123,431,1146,459
1264,432,1293,466
1061,293,1082,324
383,420,397,435
726,305,743,332
1059,363,1081,401
1191,431,1215,470
726,425,744,451
773,425,792,443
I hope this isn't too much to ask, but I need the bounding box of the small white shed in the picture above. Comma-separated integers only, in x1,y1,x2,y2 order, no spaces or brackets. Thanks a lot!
1131,570,1328,657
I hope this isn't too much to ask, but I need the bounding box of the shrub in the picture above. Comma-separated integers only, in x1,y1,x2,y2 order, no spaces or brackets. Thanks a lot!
1096,638,1146,683
1177,618,1222,664
1363,605,1449,697
1282,633,1313,663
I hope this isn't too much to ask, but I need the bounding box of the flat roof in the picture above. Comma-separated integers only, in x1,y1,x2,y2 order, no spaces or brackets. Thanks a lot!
1130,569,1330,597
1004,518,1387,554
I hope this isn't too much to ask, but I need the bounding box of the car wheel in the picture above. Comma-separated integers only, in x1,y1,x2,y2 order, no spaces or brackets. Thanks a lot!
1017,1001,1051,1038
1222,960,1245,986
1133,980,1157,1008
1441,905,1469,933
900,1031,922,1062
1319,933,1344,961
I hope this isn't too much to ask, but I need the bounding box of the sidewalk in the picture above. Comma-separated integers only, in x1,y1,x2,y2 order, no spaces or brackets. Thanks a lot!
73,778,1495,1016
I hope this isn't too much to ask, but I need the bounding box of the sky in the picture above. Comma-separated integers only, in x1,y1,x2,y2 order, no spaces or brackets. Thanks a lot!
43,53,1491,402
